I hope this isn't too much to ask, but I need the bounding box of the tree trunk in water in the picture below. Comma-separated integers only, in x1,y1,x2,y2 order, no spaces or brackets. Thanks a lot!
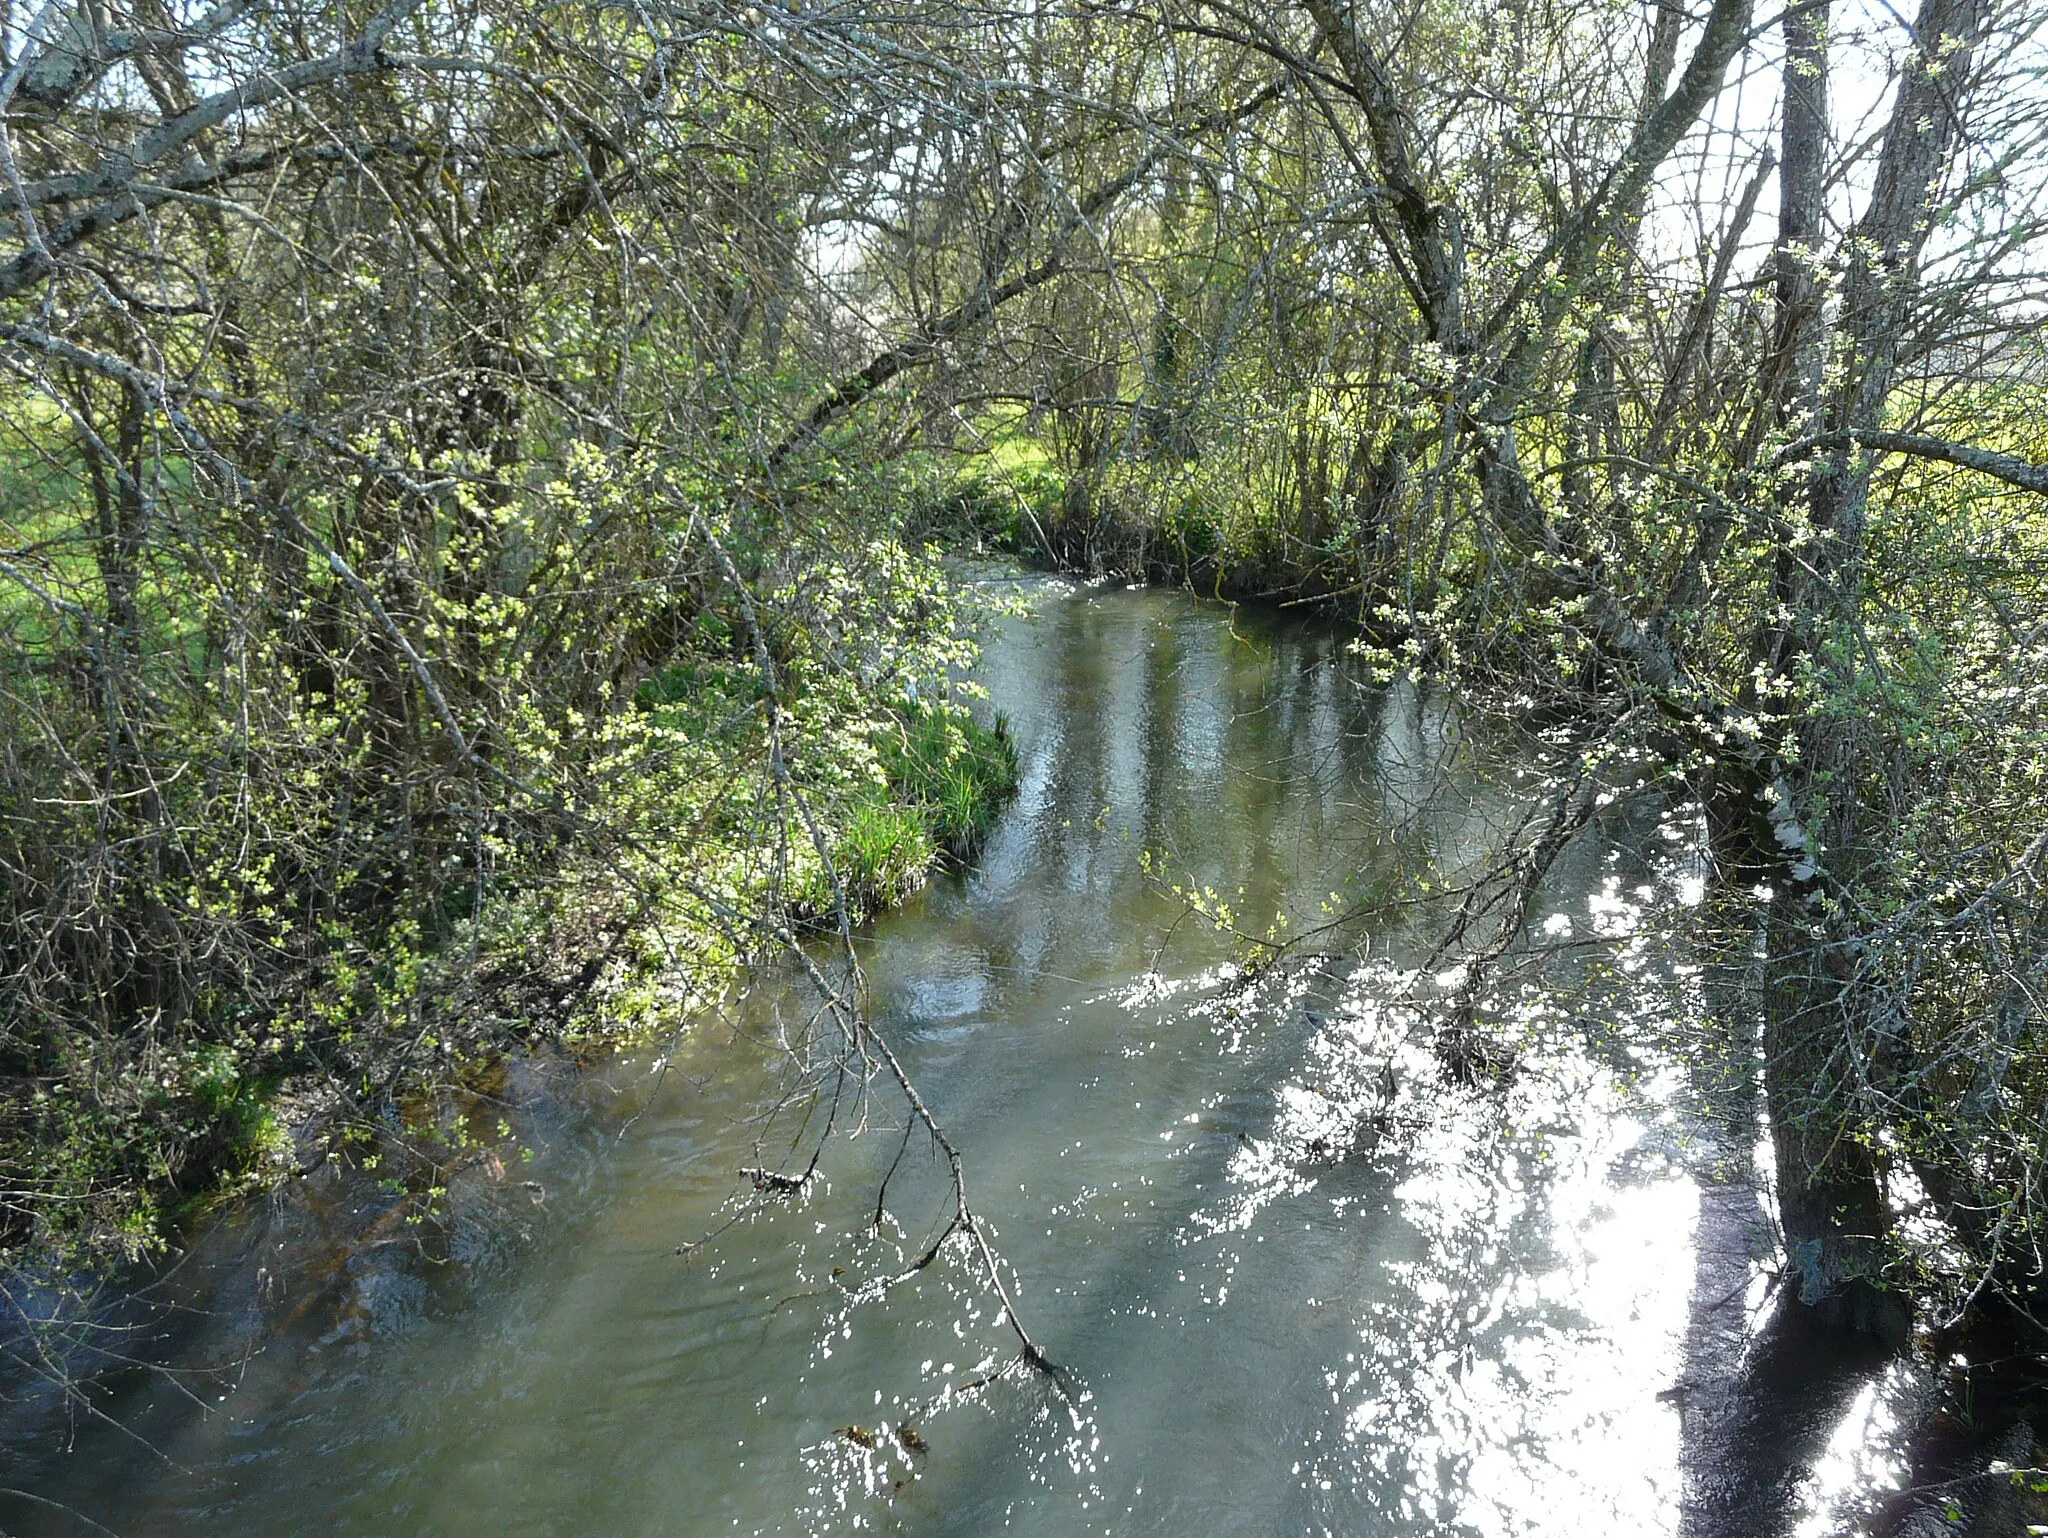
1706,753,1910,1341
1747,0,1990,1340
1761,910,1910,1341
1750,0,1903,1341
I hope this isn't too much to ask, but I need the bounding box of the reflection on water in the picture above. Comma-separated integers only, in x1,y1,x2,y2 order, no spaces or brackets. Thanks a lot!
2,583,1904,1536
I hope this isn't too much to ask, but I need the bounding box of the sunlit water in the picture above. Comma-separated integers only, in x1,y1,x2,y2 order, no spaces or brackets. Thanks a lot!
3,583,1911,1536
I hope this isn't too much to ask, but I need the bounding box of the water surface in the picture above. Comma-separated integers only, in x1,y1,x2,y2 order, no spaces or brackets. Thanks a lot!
2,583,1902,1536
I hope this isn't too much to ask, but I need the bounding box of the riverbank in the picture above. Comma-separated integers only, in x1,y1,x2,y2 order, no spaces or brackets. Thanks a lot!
4,578,1967,1538
8,564,2044,1538
0,575,1018,1293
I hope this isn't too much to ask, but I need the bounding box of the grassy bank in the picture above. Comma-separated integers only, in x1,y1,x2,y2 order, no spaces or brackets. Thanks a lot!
925,414,1387,612
0,542,1017,1277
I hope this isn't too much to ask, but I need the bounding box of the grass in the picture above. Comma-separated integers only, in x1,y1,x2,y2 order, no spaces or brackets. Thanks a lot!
910,409,1067,551
873,701,1019,858
828,699,1019,910
834,799,938,908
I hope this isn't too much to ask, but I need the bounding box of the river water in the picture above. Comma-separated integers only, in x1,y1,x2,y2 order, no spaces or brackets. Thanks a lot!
2,582,1915,1536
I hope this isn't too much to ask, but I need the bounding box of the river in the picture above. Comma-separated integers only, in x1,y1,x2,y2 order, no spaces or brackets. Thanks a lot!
1,580,1920,1536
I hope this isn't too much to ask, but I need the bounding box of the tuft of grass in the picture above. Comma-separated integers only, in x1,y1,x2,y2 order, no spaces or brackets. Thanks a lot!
834,798,937,909
802,703,1018,927
875,702,1019,858
910,471,1053,551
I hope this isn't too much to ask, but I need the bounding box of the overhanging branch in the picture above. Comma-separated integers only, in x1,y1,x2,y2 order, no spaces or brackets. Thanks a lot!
1771,428,2048,496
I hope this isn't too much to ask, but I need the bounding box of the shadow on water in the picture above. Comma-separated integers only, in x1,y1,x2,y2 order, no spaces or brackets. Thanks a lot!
2,579,2008,1537
1680,1299,1898,1538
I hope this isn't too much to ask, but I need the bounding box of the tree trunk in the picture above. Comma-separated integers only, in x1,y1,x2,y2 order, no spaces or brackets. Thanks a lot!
1746,0,1990,1338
